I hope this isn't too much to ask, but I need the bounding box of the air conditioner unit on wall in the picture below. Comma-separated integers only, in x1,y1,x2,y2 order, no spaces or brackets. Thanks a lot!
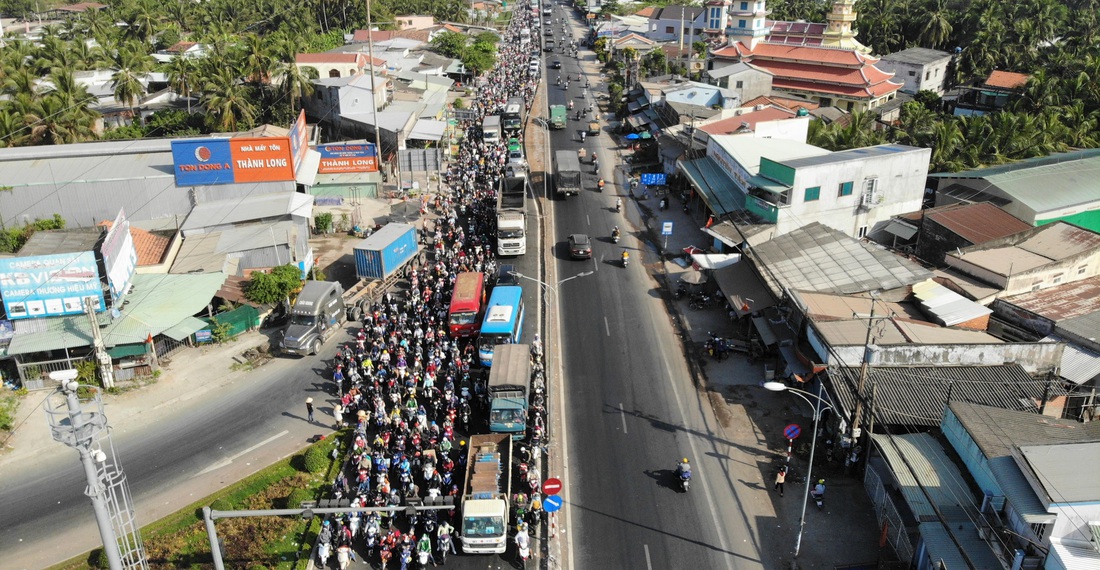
860,188,882,208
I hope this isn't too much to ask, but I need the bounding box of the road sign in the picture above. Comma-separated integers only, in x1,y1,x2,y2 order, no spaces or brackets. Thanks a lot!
640,173,666,185
662,222,673,236
784,424,801,439
543,477,562,495
543,495,563,513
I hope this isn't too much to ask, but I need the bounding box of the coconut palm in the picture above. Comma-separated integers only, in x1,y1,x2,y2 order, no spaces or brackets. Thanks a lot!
165,55,197,113
200,65,257,132
918,0,953,49
111,45,154,124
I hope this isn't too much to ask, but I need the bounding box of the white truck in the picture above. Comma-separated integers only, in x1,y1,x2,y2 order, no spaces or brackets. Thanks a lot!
496,176,528,256
460,434,512,554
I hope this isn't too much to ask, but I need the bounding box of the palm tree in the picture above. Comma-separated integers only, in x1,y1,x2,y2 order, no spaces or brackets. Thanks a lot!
165,56,197,113
111,46,154,125
239,33,274,86
919,0,953,49
270,33,317,113
928,120,964,172
200,65,257,132
0,109,28,147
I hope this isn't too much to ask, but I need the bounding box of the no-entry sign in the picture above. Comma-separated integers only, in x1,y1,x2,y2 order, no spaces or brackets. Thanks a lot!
543,477,562,495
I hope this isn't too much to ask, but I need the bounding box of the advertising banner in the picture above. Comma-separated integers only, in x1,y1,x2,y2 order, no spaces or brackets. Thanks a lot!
0,251,105,319
316,143,379,174
101,208,138,305
172,137,296,186
288,110,309,174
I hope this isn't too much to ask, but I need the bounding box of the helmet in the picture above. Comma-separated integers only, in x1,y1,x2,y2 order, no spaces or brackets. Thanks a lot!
306,397,314,403
682,458,689,464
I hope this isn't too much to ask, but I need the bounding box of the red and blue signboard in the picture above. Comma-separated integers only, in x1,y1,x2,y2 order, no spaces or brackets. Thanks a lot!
316,143,379,174
171,137,297,186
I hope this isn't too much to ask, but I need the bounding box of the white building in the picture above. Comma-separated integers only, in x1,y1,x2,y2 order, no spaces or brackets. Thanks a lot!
877,47,953,95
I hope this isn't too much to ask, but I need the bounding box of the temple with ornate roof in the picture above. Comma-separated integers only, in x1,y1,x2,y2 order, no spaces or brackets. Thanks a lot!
709,0,901,112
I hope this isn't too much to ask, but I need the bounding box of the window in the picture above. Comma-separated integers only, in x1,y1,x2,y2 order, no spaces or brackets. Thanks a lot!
908,70,916,77
329,69,341,78
846,101,855,111
804,186,820,202
838,181,854,196
666,26,674,33
735,80,744,88
858,225,868,238
740,1,748,8
738,19,746,28
1079,265,1088,275
1053,273,1063,284
925,71,930,80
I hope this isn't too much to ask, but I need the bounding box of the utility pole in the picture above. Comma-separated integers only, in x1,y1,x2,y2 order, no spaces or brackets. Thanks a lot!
46,378,147,570
85,296,113,389
849,297,889,447
364,0,387,196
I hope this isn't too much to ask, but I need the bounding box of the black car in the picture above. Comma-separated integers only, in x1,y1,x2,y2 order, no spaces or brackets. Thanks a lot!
568,234,592,259
552,60,562,69
496,264,519,286
544,41,555,52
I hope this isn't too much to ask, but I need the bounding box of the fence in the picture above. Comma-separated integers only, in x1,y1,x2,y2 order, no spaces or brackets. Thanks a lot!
18,355,89,391
155,336,190,361
864,466,914,563
204,305,260,339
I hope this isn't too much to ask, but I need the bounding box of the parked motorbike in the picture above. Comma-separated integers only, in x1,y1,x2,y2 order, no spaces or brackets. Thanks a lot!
811,480,826,510
688,293,716,311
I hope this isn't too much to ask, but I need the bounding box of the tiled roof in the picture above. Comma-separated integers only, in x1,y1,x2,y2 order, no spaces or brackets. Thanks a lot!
997,275,1100,322
351,30,395,42
749,42,879,65
750,58,895,87
99,221,171,266
923,202,1031,245
392,29,431,42
297,53,362,65
166,41,197,54
700,106,796,134
772,76,899,98
829,364,1058,427
984,70,1030,90
767,20,827,36
634,6,656,17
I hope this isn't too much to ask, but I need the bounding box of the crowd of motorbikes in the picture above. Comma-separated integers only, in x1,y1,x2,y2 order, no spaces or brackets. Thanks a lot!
310,2,553,568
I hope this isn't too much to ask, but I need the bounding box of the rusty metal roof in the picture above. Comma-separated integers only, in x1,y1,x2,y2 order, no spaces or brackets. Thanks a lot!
923,202,1031,246
997,275,1100,322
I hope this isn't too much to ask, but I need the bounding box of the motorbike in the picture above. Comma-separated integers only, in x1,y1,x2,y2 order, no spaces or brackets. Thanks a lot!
621,252,630,267
811,481,825,510
705,331,730,360
417,548,431,569
689,293,716,311
678,466,691,492
580,131,586,142
516,530,532,567
612,231,620,244
674,282,689,299
615,198,622,212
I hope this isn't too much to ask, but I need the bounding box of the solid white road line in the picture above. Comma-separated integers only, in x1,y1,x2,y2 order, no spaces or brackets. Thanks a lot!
620,404,628,434
196,430,288,476
644,544,653,570
604,316,610,336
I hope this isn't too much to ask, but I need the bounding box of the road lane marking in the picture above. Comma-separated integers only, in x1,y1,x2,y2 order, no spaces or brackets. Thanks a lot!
604,316,610,336
195,430,288,476
620,403,628,434
586,214,590,226
644,544,652,569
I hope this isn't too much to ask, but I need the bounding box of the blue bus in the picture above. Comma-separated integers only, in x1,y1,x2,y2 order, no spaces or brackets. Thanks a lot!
478,286,525,366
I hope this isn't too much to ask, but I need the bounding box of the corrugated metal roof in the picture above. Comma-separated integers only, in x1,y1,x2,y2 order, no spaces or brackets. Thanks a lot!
0,139,175,186
872,433,977,520
712,261,777,318
1041,336,1100,385
998,276,1100,322
679,157,743,217
912,280,992,327
752,223,934,295
923,202,1031,245
948,401,1100,458
161,316,209,341
987,456,1056,523
830,364,1055,427
181,193,313,233
778,144,926,169
1048,542,1100,570
100,272,227,345
5,316,94,355
948,222,1100,277
1020,442,1100,503
1056,312,1100,350
932,268,1003,303
18,229,103,256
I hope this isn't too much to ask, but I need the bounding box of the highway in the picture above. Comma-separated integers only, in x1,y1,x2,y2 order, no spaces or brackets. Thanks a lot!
543,4,767,568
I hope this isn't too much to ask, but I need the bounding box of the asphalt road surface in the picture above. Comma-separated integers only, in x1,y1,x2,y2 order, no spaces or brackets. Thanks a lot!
544,8,767,569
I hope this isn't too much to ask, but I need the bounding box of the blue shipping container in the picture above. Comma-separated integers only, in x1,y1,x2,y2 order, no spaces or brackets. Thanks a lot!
354,223,420,280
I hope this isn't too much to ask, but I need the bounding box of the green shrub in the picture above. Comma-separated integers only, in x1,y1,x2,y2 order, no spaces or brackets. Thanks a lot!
0,395,18,431
302,445,329,473
210,498,233,512
285,487,314,509
88,548,109,569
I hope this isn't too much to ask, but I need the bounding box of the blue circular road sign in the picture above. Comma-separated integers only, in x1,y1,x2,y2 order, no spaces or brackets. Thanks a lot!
784,424,801,439
543,495,563,513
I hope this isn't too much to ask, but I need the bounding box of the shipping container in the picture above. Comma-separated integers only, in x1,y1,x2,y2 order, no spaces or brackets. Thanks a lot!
353,223,420,280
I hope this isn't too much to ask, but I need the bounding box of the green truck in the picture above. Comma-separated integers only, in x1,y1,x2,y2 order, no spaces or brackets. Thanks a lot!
549,105,567,129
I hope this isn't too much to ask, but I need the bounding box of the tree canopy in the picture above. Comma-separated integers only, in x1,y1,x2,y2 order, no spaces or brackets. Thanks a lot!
245,264,303,305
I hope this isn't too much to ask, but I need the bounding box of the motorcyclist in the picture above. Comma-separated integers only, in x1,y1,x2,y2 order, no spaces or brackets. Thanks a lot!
515,524,531,559
621,250,630,265
811,479,825,499
597,178,605,191
556,75,561,85
677,458,692,481
611,226,620,242
615,197,622,212
417,533,432,558
568,99,574,110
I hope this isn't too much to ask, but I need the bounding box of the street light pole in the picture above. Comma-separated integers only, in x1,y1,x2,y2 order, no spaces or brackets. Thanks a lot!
763,381,833,559
509,270,594,295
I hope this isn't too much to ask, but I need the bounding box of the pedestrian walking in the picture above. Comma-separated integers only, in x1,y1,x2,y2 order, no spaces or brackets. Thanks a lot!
334,403,344,429
774,466,787,497
306,397,315,422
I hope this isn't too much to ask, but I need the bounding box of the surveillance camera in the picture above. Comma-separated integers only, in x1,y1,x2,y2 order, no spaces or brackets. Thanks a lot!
94,450,107,463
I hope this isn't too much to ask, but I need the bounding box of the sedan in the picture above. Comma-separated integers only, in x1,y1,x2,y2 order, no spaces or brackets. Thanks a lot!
544,41,555,52
552,60,562,69
568,234,592,259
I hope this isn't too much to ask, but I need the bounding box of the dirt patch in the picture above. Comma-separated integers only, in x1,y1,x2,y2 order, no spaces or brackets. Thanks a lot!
707,390,732,429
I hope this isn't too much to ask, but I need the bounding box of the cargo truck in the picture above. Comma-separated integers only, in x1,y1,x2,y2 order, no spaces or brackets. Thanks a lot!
496,176,528,256
549,105,567,129
460,434,512,554
280,224,420,356
487,344,530,440
554,150,582,197
482,115,502,144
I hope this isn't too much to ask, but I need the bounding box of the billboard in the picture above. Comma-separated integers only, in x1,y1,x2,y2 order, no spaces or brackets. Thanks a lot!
101,208,138,305
0,251,105,320
171,137,297,186
316,143,379,174
288,110,309,174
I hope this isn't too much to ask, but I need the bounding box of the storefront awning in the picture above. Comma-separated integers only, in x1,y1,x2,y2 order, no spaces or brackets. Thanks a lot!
678,157,743,217
161,316,210,341
691,253,740,269
712,261,776,318
107,343,149,358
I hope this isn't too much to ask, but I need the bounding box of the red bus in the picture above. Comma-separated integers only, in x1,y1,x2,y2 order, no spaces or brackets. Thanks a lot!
448,272,486,337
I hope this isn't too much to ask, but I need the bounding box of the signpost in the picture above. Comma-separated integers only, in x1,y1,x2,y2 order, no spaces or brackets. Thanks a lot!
784,423,801,463
661,221,673,252
543,477,562,496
